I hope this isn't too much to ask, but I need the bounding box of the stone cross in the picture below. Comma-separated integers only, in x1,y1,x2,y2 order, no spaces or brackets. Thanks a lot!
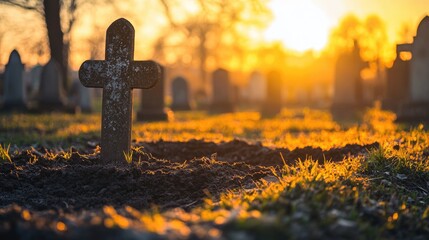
79,18,161,162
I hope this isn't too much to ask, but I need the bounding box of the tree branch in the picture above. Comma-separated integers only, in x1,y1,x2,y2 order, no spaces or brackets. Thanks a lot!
158,0,176,28
0,0,43,15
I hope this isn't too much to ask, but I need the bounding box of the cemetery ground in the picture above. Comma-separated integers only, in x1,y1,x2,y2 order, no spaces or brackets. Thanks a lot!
0,108,428,239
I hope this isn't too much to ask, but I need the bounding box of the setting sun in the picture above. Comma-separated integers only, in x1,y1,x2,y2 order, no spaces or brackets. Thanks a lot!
264,0,330,52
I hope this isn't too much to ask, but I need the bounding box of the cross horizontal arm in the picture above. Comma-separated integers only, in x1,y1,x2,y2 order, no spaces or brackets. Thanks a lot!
78,60,106,88
129,61,162,89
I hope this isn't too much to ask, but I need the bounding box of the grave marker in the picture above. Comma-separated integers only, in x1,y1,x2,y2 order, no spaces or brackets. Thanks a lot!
211,68,234,113
79,18,161,162
395,16,429,120
38,59,68,110
171,76,191,111
137,65,169,121
331,41,368,116
383,48,410,111
2,49,27,111
28,64,43,100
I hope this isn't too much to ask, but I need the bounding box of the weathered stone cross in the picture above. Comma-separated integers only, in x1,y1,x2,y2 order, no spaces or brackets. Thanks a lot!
79,18,161,162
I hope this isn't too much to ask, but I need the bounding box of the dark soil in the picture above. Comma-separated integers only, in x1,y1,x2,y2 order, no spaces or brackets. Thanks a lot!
0,139,379,239
140,139,379,166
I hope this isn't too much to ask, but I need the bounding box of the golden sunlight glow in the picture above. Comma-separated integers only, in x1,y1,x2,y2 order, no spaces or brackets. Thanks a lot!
264,0,330,52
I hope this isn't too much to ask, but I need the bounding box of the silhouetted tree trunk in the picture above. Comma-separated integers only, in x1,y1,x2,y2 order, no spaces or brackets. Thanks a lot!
43,0,68,89
0,0,105,91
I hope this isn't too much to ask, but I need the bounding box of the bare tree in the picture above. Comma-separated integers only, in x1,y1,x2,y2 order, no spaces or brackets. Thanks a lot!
155,0,271,97
0,0,107,89
0,15,7,65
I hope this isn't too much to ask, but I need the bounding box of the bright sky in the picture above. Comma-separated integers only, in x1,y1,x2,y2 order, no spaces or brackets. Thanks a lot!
1,0,429,67
264,0,429,52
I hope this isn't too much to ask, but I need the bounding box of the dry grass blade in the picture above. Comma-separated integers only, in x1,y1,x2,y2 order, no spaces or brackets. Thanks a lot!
0,144,12,163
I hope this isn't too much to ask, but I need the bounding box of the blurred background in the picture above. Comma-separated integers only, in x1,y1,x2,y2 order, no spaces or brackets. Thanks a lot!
0,0,427,115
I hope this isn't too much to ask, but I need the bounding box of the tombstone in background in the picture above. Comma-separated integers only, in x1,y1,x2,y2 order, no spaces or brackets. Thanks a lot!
38,59,68,111
171,76,191,111
246,71,266,104
210,68,234,113
383,48,410,111
69,79,93,113
331,41,368,117
28,64,43,100
396,16,429,121
137,65,170,121
408,16,429,103
261,70,282,117
1,50,27,111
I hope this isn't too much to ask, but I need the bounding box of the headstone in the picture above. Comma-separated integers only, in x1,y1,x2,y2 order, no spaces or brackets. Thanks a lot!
69,79,93,113
79,18,161,162
171,76,191,111
1,50,27,111
28,64,43,100
331,41,368,116
246,71,266,103
261,70,282,117
210,68,234,113
410,16,429,103
396,16,429,121
38,59,68,110
383,49,410,111
136,65,170,121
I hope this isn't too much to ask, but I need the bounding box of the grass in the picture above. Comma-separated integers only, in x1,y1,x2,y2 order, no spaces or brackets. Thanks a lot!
0,108,399,149
0,107,428,238
123,150,133,164
92,151,429,239
0,144,11,163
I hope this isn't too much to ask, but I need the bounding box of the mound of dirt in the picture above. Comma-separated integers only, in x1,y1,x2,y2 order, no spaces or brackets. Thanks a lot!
0,139,378,212
140,139,379,166
0,155,270,212
0,139,380,239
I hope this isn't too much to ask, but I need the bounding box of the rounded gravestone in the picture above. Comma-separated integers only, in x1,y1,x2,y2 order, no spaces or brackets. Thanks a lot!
410,16,429,103
38,59,67,110
28,64,43,100
396,16,429,121
171,76,191,111
210,68,234,113
2,49,27,111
